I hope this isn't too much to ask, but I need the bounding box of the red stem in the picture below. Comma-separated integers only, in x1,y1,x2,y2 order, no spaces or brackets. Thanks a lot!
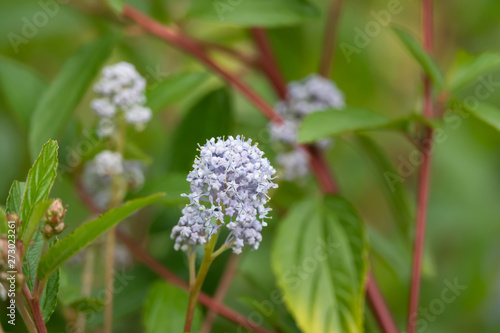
366,272,399,333
22,285,47,333
250,28,287,100
407,1,434,332
121,6,397,333
319,0,344,77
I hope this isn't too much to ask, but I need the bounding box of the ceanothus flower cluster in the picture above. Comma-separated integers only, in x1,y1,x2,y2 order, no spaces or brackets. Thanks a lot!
83,150,146,210
171,136,278,254
270,74,345,180
92,62,152,134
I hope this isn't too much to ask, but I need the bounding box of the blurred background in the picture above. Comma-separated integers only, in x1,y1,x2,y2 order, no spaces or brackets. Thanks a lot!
0,0,499,332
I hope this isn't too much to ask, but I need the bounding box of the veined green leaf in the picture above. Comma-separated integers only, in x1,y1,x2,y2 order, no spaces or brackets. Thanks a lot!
6,181,25,214
460,101,500,132
142,281,202,333
0,56,46,129
272,196,368,333
146,72,210,113
188,0,320,27
37,193,165,281
449,51,500,92
21,199,53,253
393,27,445,91
168,87,233,172
29,35,117,160
41,269,59,322
298,108,390,143
19,140,58,238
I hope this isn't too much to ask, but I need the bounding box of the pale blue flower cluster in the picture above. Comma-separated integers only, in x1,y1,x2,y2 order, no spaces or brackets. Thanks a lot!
171,136,278,254
270,74,345,180
92,62,152,133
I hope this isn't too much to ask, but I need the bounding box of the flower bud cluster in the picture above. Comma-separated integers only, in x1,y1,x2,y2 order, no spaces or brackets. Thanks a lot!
42,199,67,239
270,74,345,180
171,136,278,254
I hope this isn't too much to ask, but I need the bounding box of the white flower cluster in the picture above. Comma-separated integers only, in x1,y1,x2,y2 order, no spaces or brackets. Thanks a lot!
83,150,145,210
171,136,278,254
92,62,152,134
270,74,345,180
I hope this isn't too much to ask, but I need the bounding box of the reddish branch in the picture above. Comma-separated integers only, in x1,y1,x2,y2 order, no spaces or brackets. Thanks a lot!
122,5,398,333
22,285,47,333
407,1,435,332
250,28,287,99
319,0,344,77
74,180,274,333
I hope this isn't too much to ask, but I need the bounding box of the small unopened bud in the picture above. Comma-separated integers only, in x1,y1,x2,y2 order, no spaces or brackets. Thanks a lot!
15,273,25,291
44,199,66,227
42,224,54,240
53,223,66,235
6,213,20,228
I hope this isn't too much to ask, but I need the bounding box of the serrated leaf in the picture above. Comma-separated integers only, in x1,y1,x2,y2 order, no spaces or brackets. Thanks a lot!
188,0,319,27
272,196,368,333
21,199,53,253
142,281,202,333
19,140,58,238
393,27,445,90
23,231,44,291
449,52,500,92
6,181,25,214
69,298,105,313
40,269,59,322
37,193,165,281
0,56,46,129
356,135,413,238
146,72,210,113
298,108,390,143
29,35,117,160
168,87,233,172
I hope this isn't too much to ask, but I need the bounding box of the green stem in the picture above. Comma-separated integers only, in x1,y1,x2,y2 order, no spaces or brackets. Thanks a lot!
183,233,219,333
188,253,196,288
211,244,229,260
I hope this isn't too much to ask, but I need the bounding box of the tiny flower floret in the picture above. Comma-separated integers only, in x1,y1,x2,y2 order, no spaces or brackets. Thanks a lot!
171,136,278,254
93,150,124,176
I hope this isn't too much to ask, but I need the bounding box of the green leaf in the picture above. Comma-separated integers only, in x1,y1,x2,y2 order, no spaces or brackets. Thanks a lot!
142,281,202,333
37,193,165,281
460,101,500,132
449,52,500,92
40,269,60,322
135,174,189,206
104,0,124,13
69,298,105,313
23,231,44,291
29,35,117,160
21,199,53,253
19,140,58,238
146,72,210,113
6,181,25,214
188,0,319,27
0,56,46,129
0,207,7,235
356,135,413,238
298,108,391,143
272,196,368,333
168,87,233,172
393,28,445,90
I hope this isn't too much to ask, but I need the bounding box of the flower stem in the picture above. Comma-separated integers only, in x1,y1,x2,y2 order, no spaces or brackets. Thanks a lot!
76,246,96,333
22,284,47,333
407,1,434,332
184,233,219,333
188,253,196,288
